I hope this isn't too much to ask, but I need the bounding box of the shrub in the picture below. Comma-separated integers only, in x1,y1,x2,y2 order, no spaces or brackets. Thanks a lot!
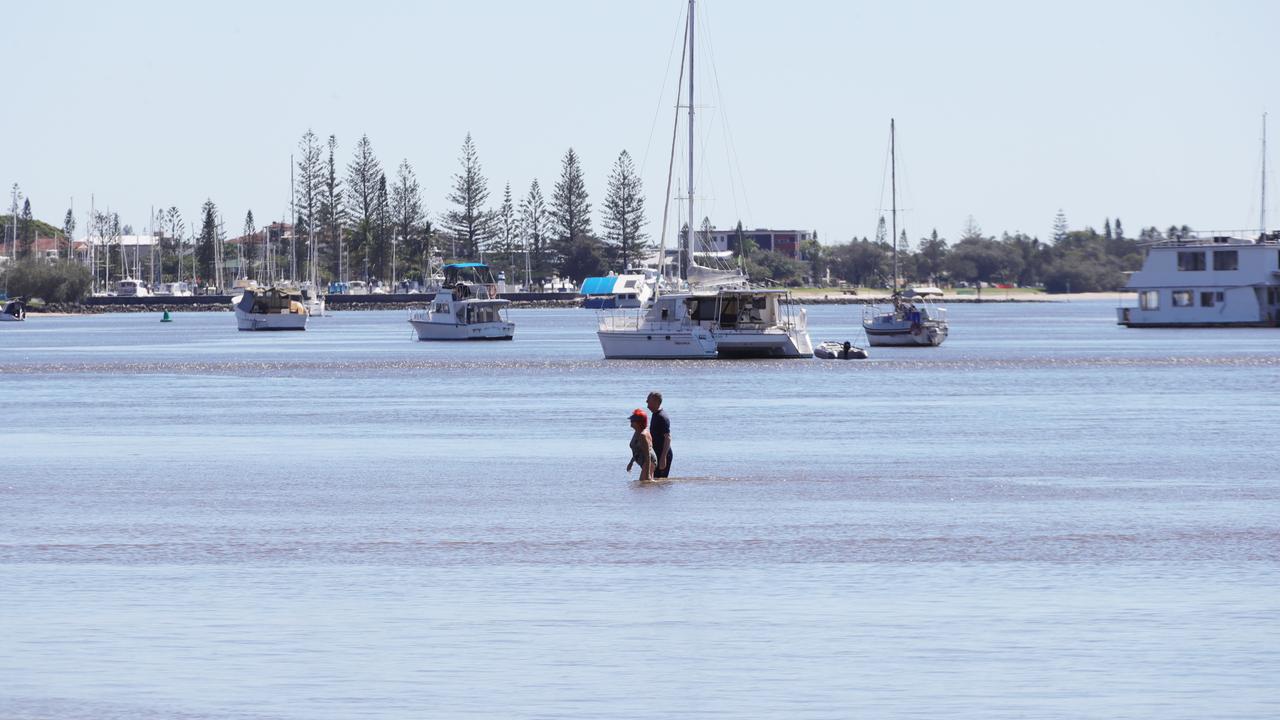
2,259,94,303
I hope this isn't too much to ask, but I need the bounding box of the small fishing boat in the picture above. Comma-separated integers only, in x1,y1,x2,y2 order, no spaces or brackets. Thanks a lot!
233,285,308,331
814,340,868,360
407,263,514,341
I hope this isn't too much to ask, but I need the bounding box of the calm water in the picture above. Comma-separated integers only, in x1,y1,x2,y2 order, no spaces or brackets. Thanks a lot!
2,302,1277,719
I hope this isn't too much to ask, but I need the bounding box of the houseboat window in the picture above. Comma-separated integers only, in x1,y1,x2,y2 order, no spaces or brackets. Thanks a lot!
1171,290,1194,307
1200,292,1215,307
1177,251,1205,271
1139,290,1159,310
1213,250,1238,271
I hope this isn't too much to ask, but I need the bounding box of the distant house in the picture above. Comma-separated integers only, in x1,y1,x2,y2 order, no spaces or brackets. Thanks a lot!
32,236,67,261
73,234,161,262
700,227,816,260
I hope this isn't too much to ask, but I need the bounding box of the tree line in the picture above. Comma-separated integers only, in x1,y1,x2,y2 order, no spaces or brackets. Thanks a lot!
751,212,1156,293
3,131,652,292
6,155,1191,300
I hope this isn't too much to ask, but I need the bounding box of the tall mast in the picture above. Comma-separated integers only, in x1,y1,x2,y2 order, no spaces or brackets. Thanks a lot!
686,0,696,276
1262,112,1268,233
289,154,297,281
890,118,898,296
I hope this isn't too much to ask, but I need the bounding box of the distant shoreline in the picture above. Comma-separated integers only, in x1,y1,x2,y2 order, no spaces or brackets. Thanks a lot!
25,291,1132,315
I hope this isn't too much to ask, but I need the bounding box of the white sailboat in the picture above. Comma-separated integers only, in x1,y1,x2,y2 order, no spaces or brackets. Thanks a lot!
862,119,949,347
596,0,812,360
407,263,514,341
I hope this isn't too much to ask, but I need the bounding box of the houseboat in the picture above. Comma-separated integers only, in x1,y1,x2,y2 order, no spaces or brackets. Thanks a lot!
1116,232,1280,327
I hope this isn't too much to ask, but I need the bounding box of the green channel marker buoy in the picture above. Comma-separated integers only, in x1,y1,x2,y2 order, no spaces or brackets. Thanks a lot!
161,310,173,323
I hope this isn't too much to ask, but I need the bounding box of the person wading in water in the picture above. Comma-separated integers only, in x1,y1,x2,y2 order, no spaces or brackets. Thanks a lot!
627,408,657,482
647,391,672,479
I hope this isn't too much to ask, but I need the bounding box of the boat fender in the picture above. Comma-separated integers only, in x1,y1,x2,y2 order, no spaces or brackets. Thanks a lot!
487,285,497,299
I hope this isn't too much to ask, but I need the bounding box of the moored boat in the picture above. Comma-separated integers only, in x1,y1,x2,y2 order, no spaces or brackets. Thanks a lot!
233,285,308,331
814,340,869,360
861,119,949,347
407,263,514,341
1116,232,1280,327
595,0,812,360
1,296,26,322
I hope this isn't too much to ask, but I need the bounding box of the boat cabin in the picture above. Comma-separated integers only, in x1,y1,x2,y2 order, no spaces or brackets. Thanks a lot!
683,291,782,329
247,287,305,315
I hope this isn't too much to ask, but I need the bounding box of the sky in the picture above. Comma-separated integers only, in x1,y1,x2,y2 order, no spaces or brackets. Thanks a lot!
6,0,1280,248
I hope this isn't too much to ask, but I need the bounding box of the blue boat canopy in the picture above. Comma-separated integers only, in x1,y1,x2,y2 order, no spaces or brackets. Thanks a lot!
445,262,488,269
581,276,618,295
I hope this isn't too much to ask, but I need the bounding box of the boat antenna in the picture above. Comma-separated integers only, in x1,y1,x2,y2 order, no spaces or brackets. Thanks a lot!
686,0,696,280
890,118,898,297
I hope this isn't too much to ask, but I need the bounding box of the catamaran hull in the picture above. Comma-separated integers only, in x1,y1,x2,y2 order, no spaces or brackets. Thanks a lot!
597,328,718,359
410,320,514,341
713,329,814,358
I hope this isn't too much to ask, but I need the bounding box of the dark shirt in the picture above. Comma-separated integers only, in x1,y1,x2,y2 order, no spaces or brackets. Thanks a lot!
650,408,671,456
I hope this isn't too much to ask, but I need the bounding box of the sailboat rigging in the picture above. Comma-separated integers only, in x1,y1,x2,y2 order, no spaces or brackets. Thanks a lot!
596,0,812,359
861,119,949,347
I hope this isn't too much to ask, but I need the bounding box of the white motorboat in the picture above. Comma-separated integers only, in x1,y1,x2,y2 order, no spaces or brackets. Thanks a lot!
233,285,308,331
153,281,194,297
1117,232,1280,327
581,272,654,309
596,0,812,360
862,120,949,347
1,297,26,322
814,340,869,360
407,263,514,341
115,278,151,297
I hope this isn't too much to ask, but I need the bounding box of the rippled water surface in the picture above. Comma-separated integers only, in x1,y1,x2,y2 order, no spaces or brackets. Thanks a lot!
2,303,1278,719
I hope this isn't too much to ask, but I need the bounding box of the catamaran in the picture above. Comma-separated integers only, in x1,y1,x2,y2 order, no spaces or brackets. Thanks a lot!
596,0,812,359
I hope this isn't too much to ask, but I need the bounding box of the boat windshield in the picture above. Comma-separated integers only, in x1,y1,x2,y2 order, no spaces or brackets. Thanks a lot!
444,264,495,287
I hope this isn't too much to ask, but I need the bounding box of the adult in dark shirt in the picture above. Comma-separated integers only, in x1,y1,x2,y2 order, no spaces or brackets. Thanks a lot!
646,391,672,478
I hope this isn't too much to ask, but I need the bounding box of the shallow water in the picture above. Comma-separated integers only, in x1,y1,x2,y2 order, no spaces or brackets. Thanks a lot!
2,303,1277,719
